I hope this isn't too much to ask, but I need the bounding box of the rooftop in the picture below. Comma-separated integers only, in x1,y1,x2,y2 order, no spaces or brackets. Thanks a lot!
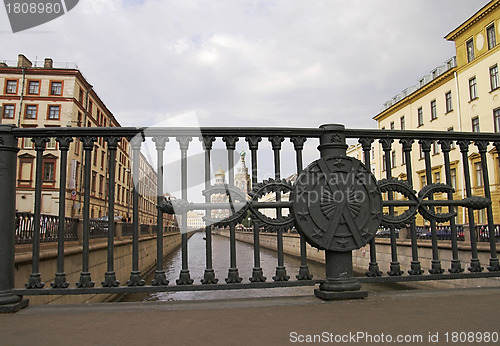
379,56,456,114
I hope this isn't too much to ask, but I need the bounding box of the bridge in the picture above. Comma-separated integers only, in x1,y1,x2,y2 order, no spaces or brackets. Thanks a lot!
1,124,500,314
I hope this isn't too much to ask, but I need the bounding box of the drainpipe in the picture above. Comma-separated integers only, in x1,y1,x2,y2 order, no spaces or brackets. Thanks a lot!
454,71,466,225
17,67,26,128
77,86,92,216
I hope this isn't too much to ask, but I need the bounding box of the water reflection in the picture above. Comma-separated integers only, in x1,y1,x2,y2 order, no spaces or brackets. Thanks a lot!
120,232,325,302
119,232,413,302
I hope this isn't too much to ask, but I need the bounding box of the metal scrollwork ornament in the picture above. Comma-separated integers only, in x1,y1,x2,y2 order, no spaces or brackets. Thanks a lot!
291,156,382,252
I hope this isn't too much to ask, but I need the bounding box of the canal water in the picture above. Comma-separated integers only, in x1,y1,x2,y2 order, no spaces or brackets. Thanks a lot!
119,232,412,302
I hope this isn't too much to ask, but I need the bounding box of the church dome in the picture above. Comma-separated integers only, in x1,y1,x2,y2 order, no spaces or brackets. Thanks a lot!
214,165,225,177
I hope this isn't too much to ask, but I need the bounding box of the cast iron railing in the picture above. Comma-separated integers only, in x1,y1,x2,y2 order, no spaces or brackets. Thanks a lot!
1,124,500,310
15,212,79,244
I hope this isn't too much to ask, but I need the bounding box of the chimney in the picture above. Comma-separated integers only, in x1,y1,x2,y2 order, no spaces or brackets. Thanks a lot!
44,58,53,68
17,54,32,68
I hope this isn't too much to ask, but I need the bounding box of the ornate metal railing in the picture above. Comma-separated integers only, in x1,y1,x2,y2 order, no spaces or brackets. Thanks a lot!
15,212,79,244
89,219,109,239
1,124,500,311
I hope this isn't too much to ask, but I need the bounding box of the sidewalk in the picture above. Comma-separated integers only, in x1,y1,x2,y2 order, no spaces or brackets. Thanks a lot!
1,287,498,345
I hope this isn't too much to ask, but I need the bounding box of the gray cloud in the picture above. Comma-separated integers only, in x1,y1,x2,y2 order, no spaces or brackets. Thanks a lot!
1,0,487,128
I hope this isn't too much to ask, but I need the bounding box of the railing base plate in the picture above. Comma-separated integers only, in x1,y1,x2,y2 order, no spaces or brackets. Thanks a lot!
0,299,29,313
314,289,368,301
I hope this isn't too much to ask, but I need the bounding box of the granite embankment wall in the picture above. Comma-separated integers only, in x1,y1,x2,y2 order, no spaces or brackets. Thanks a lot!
215,230,500,289
15,232,188,304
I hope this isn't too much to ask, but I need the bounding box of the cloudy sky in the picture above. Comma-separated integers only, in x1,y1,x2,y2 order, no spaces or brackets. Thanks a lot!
0,1,491,199
1,0,490,130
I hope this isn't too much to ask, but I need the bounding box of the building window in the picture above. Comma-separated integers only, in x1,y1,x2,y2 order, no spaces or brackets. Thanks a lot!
469,77,477,100
421,175,427,189
466,38,474,62
400,116,405,130
5,80,18,94
390,122,394,130
2,104,15,118
43,162,55,182
93,146,98,166
46,137,57,150
430,100,437,120
47,105,60,119
448,127,456,149
27,80,40,95
382,154,386,171
478,209,486,224
91,172,97,194
472,117,480,132
450,168,457,189
401,148,405,165
419,144,424,159
490,65,499,91
445,91,453,113
487,23,496,50
101,151,105,170
391,151,396,168
25,105,37,119
18,157,34,187
23,137,33,149
432,141,440,155
99,175,104,196
475,162,483,187
434,171,440,184
417,107,423,126
50,81,62,95
495,108,500,133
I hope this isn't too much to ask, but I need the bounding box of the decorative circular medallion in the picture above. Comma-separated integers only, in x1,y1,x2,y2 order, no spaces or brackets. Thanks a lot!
291,156,382,252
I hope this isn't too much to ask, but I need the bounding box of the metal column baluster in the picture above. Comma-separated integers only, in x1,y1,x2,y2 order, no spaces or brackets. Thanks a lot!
0,125,25,311
223,135,242,283
400,138,423,275
359,138,382,277
457,140,483,272
102,136,120,287
127,136,145,286
380,138,403,276
269,135,289,281
246,135,266,282
201,135,218,284
476,141,499,271
419,139,444,274
291,136,313,280
76,136,96,288
51,137,73,288
25,137,49,289
439,139,463,273
176,136,194,285
152,136,170,285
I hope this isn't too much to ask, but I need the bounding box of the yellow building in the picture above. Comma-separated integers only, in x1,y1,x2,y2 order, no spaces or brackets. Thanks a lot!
1,54,157,225
372,0,500,226
186,211,206,230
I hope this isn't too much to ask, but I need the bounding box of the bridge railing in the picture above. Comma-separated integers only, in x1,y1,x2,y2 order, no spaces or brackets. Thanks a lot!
15,212,79,244
1,124,500,311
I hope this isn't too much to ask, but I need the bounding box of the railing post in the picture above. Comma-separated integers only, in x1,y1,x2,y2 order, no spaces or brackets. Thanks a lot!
314,124,367,300
0,125,28,312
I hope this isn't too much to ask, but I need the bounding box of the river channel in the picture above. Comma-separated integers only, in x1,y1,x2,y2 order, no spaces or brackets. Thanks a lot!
119,232,411,302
